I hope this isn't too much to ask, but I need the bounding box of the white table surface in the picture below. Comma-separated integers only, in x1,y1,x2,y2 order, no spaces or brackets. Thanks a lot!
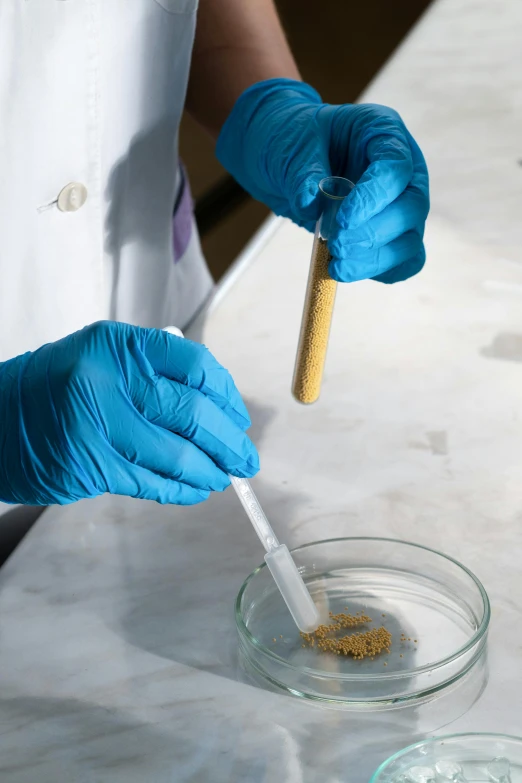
2,0,522,780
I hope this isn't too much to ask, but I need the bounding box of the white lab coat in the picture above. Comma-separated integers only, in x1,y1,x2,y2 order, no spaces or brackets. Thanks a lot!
0,0,213,364
0,0,214,517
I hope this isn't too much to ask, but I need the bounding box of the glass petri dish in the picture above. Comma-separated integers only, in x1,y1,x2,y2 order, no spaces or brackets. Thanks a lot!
235,538,489,707
370,733,522,782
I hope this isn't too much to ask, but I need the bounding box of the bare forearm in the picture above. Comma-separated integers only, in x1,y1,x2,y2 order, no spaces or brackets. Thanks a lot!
186,0,300,138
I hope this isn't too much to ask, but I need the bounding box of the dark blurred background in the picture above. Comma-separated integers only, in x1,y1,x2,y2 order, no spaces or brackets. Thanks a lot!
180,0,433,281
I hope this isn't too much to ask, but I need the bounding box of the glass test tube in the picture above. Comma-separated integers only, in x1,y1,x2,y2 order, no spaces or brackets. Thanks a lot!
292,176,354,404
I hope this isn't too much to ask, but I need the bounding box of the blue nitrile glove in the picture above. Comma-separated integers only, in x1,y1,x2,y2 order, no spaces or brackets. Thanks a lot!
0,321,259,506
217,78,429,284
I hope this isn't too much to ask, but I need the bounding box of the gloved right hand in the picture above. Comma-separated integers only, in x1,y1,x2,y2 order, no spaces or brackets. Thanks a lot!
217,78,429,284
0,321,259,506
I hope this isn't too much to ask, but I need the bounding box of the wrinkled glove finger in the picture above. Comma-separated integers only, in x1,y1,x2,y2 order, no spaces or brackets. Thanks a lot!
337,132,414,231
330,185,428,254
136,376,259,478
108,457,210,505
405,129,430,210
408,130,430,179
287,108,333,227
109,410,230,492
136,329,251,431
372,247,426,284
330,230,423,282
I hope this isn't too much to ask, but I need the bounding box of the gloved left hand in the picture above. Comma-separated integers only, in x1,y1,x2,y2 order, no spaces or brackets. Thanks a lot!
217,78,429,284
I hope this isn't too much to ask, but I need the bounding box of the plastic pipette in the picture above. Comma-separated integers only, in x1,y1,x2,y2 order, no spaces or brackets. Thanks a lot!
163,327,320,634
229,475,320,633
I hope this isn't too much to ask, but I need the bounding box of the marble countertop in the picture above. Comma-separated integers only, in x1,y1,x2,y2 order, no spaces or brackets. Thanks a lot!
2,0,522,780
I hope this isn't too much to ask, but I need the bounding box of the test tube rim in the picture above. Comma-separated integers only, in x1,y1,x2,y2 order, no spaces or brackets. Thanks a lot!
319,175,355,200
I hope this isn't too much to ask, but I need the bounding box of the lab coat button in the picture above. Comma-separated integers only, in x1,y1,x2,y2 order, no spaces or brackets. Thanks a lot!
57,182,88,212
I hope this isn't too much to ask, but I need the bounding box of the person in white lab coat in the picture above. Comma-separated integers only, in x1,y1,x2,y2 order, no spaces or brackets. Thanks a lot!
0,0,429,513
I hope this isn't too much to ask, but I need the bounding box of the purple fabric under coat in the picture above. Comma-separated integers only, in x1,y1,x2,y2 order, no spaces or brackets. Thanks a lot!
172,163,194,262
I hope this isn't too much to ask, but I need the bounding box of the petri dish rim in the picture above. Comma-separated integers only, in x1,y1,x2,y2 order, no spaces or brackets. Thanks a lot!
239,641,486,708
235,537,490,682
369,733,522,782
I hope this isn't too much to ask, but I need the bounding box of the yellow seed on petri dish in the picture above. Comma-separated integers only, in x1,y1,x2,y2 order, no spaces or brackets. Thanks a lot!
299,607,419,663
300,610,392,660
